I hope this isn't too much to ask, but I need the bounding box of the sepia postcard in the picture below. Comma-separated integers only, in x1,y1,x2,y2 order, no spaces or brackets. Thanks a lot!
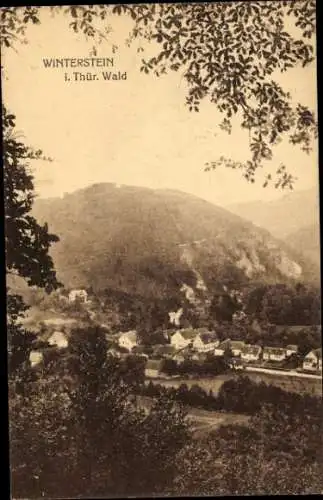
2,2,322,498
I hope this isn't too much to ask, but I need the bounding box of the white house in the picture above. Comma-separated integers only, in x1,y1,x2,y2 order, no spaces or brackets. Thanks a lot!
193,330,219,352
262,347,287,362
118,330,139,351
48,331,68,349
286,344,298,357
230,341,246,357
241,345,262,362
303,348,322,372
168,308,183,327
68,289,88,303
170,329,197,350
29,350,44,367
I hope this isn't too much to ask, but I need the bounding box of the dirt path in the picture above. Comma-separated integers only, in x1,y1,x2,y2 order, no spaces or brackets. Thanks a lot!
245,366,322,379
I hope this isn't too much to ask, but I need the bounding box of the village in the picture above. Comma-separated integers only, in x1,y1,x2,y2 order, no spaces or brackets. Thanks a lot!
28,288,322,380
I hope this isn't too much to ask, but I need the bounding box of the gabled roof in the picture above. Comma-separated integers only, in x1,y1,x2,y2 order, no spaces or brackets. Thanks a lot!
306,348,322,359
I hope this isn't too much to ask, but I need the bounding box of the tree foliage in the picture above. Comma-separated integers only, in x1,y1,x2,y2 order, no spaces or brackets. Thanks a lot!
1,3,317,187
3,106,61,371
145,380,323,495
9,326,191,498
245,282,321,325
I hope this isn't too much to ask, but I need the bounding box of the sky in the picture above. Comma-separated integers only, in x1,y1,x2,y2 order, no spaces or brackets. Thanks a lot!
2,6,319,207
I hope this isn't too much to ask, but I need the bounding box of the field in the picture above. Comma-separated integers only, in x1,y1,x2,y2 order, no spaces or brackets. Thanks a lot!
149,370,322,397
136,395,250,437
187,408,250,437
148,373,236,396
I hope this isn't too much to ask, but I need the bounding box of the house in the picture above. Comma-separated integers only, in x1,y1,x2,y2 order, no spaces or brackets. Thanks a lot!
193,329,219,352
303,348,322,372
48,331,68,349
145,359,164,378
241,344,262,362
230,340,246,357
168,308,183,326
262,347,287,362
118,330,138,351
214,339,231,357
286,344,298,357
170,329,197,350
68,289,88,303
29,350,44,367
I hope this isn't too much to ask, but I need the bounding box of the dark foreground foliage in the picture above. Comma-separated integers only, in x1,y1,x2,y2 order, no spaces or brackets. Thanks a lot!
9,327,323,497
142,374,322,415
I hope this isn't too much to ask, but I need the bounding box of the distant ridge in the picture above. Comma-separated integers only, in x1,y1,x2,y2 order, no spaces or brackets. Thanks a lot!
28,183,319,297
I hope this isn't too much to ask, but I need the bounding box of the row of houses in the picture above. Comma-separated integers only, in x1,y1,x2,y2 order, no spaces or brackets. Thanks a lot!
118,328,296,360
28,325,322,374
117,328,322,372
